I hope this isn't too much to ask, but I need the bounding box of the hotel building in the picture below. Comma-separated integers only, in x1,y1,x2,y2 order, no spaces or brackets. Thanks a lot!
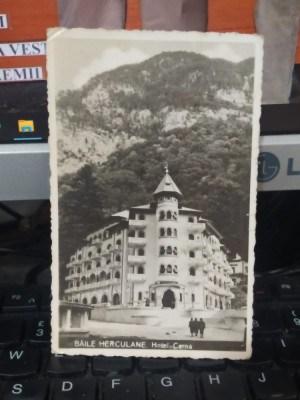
64,169,235,310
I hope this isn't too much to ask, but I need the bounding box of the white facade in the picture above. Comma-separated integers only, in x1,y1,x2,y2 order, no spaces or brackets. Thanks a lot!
64,171,235,310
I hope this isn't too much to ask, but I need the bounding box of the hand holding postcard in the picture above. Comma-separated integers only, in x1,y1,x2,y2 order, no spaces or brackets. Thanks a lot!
48,29,263,358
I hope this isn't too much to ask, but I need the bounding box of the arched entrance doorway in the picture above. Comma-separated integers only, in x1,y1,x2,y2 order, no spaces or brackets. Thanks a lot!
162,289,175,309
112,293,120,305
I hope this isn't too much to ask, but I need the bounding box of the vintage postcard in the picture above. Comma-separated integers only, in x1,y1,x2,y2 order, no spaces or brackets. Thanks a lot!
48,29,263,358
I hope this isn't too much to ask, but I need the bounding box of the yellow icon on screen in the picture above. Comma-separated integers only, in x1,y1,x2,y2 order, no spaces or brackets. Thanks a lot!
18,120,34,133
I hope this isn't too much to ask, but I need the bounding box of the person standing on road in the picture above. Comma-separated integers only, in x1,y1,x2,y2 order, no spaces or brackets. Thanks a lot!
198,318,206,338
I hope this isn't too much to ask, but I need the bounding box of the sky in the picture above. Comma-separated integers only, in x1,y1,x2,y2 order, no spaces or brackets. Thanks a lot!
50,30,257,95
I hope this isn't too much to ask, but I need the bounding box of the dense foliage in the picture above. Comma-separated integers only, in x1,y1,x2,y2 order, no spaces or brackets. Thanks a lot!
56,52,254,279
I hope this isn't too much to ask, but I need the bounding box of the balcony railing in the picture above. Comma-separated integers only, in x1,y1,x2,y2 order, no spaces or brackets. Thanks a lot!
128,237,146,247
127,273,146,282
110,245,122,253
187,222,205,233
128,255,146,264
129,219,147,229
109,261,122,269
91,238,102,245
65,272,81,281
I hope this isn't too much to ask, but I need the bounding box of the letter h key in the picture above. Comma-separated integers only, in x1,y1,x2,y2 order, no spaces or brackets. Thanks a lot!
201,371,247,400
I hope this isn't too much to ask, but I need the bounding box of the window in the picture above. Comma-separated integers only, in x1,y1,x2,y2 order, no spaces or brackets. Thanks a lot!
101,294,108,303
138,248,144,256
160,228,165,237
139,214,145,220
189,251,195,258
180,293,182,302
107,244,112,250
166,228,172,236
173,265,178,274
172,212,178,220
189,234,194,240
192,294,195,302
214,276,217,285
138,292,142,301
78,254,82,260
167,211,172,219
174,228,177,237
113,293,120,305
100,271,106,281
115,271,120,279
159,211,165,221
159,246,165,256
189,267,195,276
87,265,91,270
138,266,144,274
97,247,101,254
107,272,111,280
86,278,90,284
167,265,172,273
116,255,121,262
173,247,178,255
160,265,165,274
96,262,101,268
128,231,135,238
188,217,194,223
138,231,145,238
166,246,172,255
116,239,121,245
106,259,111,265
77,267,81,273
88,251,92,258
151,292,155,301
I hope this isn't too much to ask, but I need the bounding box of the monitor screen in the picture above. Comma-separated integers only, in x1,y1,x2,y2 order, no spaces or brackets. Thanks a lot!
0,81,48,143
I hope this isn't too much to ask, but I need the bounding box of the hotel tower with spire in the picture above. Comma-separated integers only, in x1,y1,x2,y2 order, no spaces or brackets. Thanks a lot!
64,169,234,311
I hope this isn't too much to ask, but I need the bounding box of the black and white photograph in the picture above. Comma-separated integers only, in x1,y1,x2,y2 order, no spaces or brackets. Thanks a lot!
47,29,263,358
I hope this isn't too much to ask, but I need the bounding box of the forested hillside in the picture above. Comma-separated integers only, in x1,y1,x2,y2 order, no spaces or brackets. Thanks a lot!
56,51,254,271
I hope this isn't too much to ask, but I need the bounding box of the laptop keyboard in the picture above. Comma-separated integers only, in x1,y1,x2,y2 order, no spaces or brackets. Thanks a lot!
0,275,299,400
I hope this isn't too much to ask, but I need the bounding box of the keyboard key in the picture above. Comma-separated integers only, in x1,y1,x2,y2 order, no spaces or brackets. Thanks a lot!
282,308,300,335
248,369,298,400
52,378,96,400
0,348,41,378
3,380,48,400
185,359,226,371
139,358,179,372
2,290,39,312
27,319,51,347
46,354,86,377
253,310,282,336
275,278,300,300
0,320,24,348
201,370,247,400
254,281,272,302
92,357,133,375
275,336,300,367
233,339,273,369
105,374,146,400
149,372,197,400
